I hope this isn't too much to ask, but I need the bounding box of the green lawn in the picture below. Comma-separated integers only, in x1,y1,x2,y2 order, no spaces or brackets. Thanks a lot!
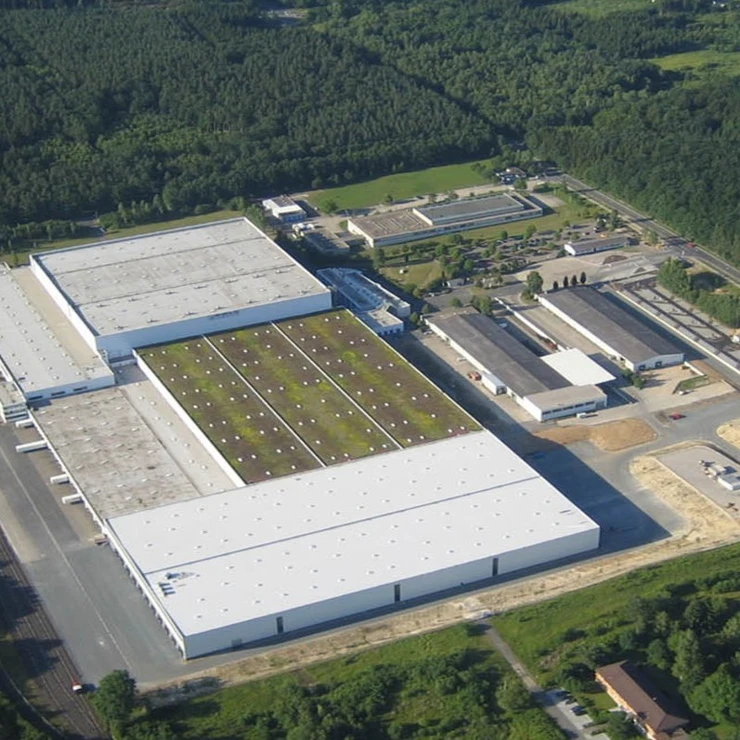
279,310,480,445
552,0,653,17
651,49,740,77
380,260,443,291
20,209,242,264
308,160,493,212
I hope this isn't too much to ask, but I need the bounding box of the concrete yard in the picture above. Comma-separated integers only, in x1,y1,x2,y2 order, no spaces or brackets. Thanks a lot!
656,444,740,518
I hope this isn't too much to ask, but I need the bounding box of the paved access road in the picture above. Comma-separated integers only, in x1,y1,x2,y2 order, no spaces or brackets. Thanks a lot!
481,623,597,740
0,526,105,739
558,173,740,288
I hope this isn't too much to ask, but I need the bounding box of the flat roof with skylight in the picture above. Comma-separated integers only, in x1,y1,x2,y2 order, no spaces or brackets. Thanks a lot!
0,265,112,397
33,388,204,519
107,430,599,645
32,218,329,336
415,193,526,226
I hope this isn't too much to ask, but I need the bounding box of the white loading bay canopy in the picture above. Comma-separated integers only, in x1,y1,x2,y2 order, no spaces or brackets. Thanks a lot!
541,348,615,387
106,430,600,656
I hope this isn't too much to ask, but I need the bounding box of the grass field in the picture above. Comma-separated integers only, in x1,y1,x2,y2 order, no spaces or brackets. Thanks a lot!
278,310,480,445
307,160,492,212
552,0,652,17
211,325,398,463
651,49,740,77
379,259,443,291
150,624,515,739
492,541,740,685
139,339,321,482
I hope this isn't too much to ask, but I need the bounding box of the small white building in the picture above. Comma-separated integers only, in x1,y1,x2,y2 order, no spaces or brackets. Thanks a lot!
538,288,684,372
262,195,306,223
564,234,631,256
541,348,615,387
31,218,331,361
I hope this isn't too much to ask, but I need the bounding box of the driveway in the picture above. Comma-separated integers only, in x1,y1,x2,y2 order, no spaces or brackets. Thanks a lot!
480,623,606,739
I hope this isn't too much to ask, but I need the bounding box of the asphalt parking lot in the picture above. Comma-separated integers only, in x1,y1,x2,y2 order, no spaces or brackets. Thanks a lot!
542,690,609,740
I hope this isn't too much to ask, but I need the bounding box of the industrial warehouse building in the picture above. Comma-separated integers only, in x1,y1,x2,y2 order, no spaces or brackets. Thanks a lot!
539,287,684,371
106,431,599,657
30,218,331,361
0,264,113,411
347,193,543,248
0,218,601,659
427,311,609,422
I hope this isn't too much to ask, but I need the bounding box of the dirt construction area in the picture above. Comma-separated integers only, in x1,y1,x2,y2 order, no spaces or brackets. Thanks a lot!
534,418,656,452
717,419,740,448
146,438,740,706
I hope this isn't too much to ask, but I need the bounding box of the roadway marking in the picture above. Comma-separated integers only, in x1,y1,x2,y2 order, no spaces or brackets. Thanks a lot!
0,443,133,673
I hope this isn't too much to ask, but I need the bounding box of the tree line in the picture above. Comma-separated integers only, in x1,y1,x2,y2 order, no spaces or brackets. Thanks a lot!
1,0,739,262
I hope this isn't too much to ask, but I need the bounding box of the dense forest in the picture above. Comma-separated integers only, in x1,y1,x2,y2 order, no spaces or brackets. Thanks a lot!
1,0,740,257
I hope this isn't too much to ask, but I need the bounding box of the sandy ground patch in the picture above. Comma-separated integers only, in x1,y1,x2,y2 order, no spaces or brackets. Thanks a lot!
535,418,656,452
717,419,740,448
145,441,740,705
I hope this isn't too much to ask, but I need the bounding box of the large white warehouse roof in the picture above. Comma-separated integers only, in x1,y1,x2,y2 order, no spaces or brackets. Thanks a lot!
0,266,111,396
108,430,598,639
32,218,329,337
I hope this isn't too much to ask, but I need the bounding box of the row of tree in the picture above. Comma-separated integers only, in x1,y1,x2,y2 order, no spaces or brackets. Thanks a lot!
658,258,740,327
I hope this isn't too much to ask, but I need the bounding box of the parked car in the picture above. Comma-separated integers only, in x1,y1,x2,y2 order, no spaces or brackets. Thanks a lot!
669,413,686,420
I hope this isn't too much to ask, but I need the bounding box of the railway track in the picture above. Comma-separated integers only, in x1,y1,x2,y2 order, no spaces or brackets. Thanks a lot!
0,528,106,739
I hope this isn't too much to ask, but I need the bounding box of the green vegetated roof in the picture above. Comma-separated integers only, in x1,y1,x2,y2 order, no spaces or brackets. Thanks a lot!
139,309,479,483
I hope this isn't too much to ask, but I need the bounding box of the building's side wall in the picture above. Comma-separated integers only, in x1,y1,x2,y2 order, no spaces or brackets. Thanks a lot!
23,373,115,404
633,353,685,372
400,556,494,600
29,255,99,353
519,391,607,423
175,525,600,658
498,527,600,574
134,350,245,489
98,292,332,359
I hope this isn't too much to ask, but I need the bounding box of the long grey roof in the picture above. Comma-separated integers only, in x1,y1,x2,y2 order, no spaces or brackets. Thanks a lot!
416,194,524,225
430,312,569,397
541,287,682,364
